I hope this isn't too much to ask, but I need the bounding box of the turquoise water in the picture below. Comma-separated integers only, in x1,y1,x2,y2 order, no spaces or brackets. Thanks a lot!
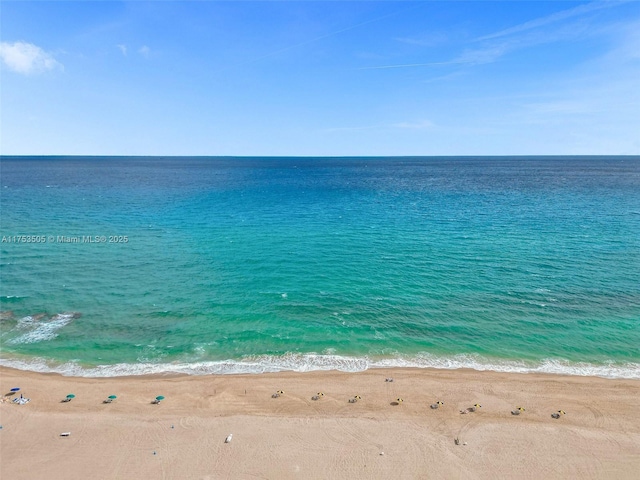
1,156,639,378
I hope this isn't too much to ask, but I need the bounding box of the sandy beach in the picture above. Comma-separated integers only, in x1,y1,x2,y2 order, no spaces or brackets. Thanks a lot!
1,366,639,479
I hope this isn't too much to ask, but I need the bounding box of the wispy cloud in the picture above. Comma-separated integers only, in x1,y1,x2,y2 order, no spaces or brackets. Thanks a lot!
324,119,436,133
359,45,508,70
395,32,450,48
392,120,435,130
451,45,510,66
363,1,631,71
359,61,449,71
451,0,630,66
0,41,63,75
217,4,422,73
520,100,592,116
475,0,627,42
323,124,382,134
117,44,151,58
605,18,640,61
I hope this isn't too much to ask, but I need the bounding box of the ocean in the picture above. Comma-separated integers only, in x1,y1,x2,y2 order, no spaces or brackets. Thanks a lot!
1,156,639,378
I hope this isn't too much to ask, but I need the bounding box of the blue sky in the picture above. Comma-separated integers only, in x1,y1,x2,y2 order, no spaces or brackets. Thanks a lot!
1,1,639,156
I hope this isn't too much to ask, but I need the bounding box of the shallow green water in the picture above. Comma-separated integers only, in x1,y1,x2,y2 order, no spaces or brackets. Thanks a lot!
1,156,639,377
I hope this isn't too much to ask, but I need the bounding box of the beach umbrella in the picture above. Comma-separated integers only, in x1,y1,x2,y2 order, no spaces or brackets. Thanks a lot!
66,394,75,399
10,388,20,392
155,396,165,401
108,395,117,400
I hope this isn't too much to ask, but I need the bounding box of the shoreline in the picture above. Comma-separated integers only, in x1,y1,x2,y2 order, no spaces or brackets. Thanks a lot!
2,362,640,381
2,353,639,380
2,366,639,479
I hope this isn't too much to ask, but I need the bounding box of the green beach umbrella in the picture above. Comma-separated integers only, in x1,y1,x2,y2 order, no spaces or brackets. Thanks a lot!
66,394,75,399
155,396,165,401
108,395,117,400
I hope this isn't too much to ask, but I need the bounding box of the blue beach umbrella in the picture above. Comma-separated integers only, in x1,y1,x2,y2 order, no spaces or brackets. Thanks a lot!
10,388,20,392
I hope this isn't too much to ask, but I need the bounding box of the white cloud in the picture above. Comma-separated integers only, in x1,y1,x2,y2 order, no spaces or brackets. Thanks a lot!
0,41,62,75
138,45,150,57
117,44,127,56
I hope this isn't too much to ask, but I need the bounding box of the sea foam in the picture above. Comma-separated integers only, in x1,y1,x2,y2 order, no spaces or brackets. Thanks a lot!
1,352,638,379
8,313,77,345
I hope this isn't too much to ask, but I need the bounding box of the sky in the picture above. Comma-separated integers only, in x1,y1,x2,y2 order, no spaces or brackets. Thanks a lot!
1,0,639,156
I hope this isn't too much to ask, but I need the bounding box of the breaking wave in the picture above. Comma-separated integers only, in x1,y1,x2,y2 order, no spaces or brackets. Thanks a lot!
7,313,79,345
1,352,638,379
